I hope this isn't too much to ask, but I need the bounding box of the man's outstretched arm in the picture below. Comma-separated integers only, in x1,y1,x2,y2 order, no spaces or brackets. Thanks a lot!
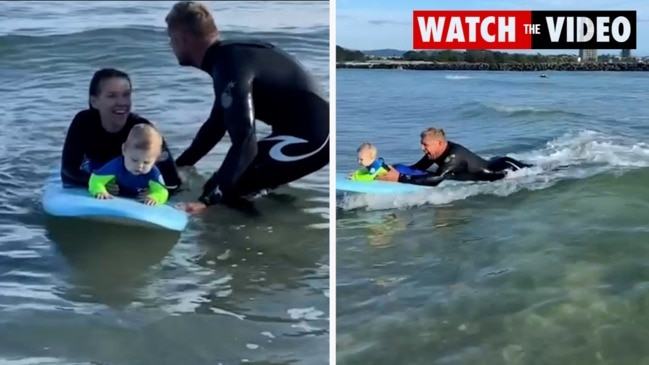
399,156,464,187
199,68,258,205
175,102,226,167
409,155,434,171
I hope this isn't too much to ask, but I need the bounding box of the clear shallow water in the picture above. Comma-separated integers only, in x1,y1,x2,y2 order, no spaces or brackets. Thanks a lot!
336,69,649,364
0,1,329,364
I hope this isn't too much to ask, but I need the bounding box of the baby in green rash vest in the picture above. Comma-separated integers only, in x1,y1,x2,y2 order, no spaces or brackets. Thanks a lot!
88,124,169,206
348,143,391,181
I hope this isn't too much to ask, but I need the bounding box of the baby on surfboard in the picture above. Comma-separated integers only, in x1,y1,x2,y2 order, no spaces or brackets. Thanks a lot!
88,124,169,206
347,142,426,182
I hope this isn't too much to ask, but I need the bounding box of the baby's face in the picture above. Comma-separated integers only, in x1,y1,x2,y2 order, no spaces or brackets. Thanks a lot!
123,147,159,175
357,149,375,167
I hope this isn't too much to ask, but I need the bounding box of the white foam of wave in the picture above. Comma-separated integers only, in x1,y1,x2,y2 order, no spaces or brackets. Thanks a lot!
445,75,473,80
287,307,326,321
0,357,93,365
339,130,649,211
287,306,328,334
483,103,552,114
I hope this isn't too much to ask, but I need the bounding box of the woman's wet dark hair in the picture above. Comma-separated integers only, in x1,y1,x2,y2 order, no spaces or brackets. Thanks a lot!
88,68,132,108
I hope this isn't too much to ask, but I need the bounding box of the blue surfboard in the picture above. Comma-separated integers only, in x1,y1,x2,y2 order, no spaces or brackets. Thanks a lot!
336,173,431,194
337,163,432,194
41,174,189,232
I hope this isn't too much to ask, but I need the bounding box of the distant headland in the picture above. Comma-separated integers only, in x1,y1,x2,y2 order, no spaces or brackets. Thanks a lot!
336,46,649,72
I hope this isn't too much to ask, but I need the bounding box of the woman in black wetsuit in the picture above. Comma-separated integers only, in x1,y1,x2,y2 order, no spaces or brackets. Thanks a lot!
60,68,182,193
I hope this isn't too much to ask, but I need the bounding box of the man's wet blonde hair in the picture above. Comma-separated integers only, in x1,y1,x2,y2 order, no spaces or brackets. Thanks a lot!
357,142,378,159
420,127,446,140
125,124,163,152
165,1,218,38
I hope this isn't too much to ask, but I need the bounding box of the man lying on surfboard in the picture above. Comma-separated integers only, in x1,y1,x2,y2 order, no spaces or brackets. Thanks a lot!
376,127,532,187
347,143,427,181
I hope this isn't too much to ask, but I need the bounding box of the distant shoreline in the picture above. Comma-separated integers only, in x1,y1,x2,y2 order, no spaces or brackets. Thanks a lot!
336,60,649,72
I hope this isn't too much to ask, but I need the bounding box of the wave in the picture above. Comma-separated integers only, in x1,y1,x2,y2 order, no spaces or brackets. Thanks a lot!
0,357,78,365
458,102,587,119
0,25,328,45
338,130,649,211
0,26,328,63
445,75,473,80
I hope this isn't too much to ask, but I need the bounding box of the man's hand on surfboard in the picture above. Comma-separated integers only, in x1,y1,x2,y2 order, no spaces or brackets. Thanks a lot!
175,201,208,214
375,168,399,182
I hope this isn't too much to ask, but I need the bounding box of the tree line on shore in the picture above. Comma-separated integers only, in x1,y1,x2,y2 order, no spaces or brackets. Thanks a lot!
336,46,631,64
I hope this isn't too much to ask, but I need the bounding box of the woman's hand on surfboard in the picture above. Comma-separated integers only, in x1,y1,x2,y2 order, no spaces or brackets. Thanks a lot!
375,168,399,182
95,192,113,200
175,201,208,214
346,172,353,179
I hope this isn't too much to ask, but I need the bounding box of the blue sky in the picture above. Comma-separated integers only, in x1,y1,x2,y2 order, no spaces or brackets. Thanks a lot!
336,0,649,55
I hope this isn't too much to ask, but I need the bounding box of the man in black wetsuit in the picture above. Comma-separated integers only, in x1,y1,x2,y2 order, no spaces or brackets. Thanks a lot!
164,1,329,214
377,127,531,186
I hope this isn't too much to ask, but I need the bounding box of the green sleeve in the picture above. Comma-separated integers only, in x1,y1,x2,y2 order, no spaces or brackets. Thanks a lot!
350,168,371,182
350,166,389,182
147,180,169,204
88,174,115,195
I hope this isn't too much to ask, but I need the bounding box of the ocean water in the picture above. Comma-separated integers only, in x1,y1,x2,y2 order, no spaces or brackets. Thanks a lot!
336,69,649,364
0,1,329,364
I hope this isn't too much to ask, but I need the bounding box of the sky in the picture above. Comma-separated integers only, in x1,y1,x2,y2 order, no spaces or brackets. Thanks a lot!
336,0,649,55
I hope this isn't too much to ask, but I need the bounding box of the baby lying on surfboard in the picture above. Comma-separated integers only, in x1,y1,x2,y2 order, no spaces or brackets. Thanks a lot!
88,124,169,206
347,142,426,182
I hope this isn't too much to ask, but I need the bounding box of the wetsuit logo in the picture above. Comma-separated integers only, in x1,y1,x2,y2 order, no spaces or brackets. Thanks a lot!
221,81,236,109
265,135,329,163
213,186,222,198
444,154,454,163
